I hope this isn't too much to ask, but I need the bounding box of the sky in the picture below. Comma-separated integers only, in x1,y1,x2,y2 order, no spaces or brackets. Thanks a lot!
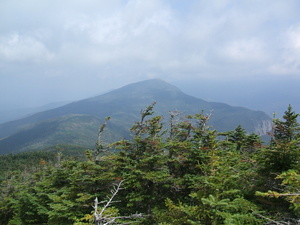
1,0,300,115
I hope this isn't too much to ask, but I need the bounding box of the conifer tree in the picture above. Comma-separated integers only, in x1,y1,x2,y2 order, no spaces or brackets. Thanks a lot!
262,105,300,174
272,104,300,143
113,103,170,219
256,105,300,223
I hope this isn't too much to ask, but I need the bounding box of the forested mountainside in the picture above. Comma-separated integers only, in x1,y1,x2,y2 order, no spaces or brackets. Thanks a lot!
0,101,71,124
0,104,299,224
0,79,272,154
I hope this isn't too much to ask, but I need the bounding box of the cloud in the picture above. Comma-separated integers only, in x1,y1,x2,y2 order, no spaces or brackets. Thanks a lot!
219,38,268,63
1,0,299,76
269,24,300,75
61,0,175,64
1,0,300,107
0,33,53,63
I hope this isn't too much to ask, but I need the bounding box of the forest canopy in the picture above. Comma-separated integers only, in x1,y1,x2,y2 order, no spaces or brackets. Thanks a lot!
0,103,299,225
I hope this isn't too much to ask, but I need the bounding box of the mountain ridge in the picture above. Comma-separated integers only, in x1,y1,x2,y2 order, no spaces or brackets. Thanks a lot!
0,79,272,154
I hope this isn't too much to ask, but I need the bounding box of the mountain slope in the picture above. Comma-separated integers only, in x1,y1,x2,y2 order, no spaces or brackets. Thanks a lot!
0,79,272,154
0,101,71,124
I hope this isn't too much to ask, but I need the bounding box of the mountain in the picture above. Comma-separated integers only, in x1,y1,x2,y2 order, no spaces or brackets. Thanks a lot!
0,79,272,154
173,78,300,118
0,101,71,124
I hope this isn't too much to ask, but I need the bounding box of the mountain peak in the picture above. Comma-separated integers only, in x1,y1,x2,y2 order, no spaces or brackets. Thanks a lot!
112,79,181,94
126,79,179,89
88,79,183,103
0,79,272,154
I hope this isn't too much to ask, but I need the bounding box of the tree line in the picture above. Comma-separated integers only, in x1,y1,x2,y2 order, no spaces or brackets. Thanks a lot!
0,103,299,224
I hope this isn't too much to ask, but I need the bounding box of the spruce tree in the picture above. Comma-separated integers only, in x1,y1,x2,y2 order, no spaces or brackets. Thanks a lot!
263,105,300,173
272,104,300,143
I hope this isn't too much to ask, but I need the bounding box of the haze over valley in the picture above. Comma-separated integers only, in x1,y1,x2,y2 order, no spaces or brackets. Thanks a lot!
1,0,299,122
0,79,272,154
0,0,299,151
1,2,300,223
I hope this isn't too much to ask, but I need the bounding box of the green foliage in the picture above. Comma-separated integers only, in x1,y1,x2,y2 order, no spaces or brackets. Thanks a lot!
113,103,170,217
221,125,262,152
0,153,118,224
273,104,300,143
259,105,300,174
256,169,300,216
254,105,300,223
0,151,56,181
1,104,299,224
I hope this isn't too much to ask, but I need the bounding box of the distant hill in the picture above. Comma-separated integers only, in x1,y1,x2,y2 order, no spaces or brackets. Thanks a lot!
0,79,272,154
0,101,71,124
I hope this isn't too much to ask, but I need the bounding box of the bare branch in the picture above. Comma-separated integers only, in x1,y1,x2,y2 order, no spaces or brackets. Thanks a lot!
93,180,144,225
252,210,290,225
99,180,124,217
97,116,111,148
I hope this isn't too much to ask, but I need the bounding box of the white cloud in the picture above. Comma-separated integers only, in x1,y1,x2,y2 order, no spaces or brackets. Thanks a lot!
2,0,298,76
58,0,176,67
1,0,300,108
269,24,300,75
219,38,268,63
63,0,172,40
0,33,53,63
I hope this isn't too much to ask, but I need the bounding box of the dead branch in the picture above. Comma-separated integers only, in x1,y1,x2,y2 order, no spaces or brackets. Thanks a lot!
93,180,143,225
252,210,291,225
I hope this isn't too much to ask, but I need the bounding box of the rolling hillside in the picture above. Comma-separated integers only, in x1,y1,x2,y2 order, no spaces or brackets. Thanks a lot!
0,79,272,154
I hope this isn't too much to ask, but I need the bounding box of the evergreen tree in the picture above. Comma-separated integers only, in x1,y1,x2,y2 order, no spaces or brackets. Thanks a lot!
155,112,262,224
221,125,262,152
261,105,300,174
255,105,300,223
1,104,300,224
272,104,300,143
113,103,170,220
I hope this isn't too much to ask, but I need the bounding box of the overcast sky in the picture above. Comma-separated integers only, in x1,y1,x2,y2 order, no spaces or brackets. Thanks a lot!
1,0,300,110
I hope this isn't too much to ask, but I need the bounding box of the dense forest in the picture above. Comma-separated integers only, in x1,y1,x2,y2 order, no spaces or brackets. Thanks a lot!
0,103,299,225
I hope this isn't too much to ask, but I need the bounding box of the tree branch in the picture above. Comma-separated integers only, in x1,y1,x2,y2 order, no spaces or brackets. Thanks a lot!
93,180,144,225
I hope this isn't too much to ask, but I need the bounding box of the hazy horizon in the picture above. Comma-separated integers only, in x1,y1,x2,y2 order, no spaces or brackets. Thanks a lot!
0,78,298,125
1,0,299,116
